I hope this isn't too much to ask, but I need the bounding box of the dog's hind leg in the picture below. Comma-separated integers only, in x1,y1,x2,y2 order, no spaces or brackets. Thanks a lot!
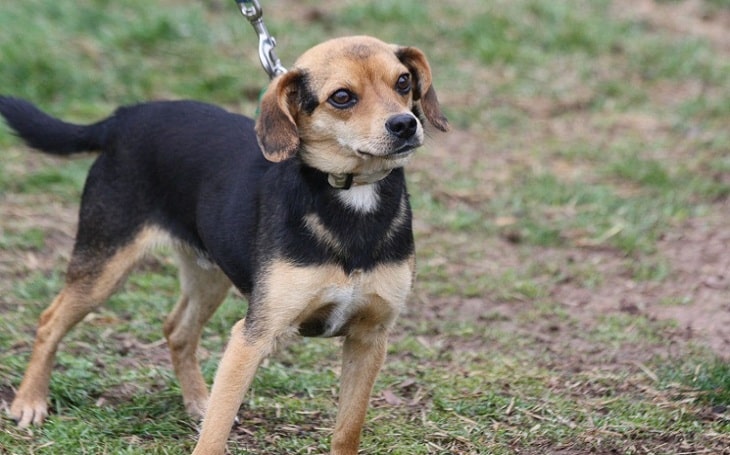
163,249,232,420
9,227,158,427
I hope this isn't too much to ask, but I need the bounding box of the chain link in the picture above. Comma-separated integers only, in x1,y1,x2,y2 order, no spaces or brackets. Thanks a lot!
235,0,287,79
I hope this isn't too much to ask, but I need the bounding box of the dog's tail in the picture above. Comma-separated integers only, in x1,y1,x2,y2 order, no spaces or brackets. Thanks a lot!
0,96,109,155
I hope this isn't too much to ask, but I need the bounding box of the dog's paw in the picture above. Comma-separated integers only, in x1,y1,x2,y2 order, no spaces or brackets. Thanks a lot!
184,398,208,421
9,397,48,428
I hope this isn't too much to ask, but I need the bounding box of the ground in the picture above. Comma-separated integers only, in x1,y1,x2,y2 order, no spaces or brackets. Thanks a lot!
1,0,729,454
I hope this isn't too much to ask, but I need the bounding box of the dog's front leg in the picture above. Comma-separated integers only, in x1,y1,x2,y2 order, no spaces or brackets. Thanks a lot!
331,330,389,455
192,318,270,455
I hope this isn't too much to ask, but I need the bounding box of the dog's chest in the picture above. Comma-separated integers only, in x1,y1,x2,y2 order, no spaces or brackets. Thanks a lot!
308,270,371,337
262,260,414,338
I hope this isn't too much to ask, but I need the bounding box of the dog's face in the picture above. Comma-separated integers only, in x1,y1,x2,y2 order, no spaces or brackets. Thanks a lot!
256,36,449,175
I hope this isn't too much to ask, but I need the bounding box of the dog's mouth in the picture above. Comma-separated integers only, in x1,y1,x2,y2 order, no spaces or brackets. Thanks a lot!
390,142,420,157
357,141,421,159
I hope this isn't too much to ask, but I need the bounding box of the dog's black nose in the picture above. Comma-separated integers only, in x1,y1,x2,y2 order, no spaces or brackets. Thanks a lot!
386,114,418,139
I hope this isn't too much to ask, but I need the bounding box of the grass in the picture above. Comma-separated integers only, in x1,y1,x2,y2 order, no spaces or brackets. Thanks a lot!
2,0,730,454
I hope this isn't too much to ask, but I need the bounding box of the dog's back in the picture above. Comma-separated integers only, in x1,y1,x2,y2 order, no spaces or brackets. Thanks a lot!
0,97,264,170
0,97,268,290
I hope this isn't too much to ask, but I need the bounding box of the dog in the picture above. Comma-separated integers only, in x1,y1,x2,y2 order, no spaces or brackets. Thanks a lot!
0,35,448,454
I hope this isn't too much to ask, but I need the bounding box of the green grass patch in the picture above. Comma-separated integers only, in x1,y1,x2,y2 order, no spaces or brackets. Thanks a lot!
0,1,262,113
661,359,730,408
2,0,730,454
13,159,92,199
490,170,684,254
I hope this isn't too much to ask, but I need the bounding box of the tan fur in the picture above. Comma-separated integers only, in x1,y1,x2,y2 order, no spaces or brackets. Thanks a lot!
164,249,232,419
10,226,165,427
193,319,272,455
383,192,411,243
303,213,345,256
195,258,414,454
10,226,232,427
331,332,388,454
256,70,303,162
257,36,449,175
260,259,413,335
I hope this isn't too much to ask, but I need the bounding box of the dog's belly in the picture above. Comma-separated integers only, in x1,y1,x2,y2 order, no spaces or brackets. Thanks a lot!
261,260,414,339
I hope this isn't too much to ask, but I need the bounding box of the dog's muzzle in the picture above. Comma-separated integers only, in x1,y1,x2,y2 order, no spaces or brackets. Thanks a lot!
386,114,418,140
385,113,422,156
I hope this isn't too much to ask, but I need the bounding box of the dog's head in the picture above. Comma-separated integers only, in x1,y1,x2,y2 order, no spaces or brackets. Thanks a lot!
256,36,449,175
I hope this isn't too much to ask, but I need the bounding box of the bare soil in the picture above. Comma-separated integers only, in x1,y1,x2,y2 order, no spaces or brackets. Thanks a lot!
1,2,728,453
406,0,730,364
411,128,730,360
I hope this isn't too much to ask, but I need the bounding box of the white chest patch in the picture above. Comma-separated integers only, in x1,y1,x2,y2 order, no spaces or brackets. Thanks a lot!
336,184,380,213
320,280,365,337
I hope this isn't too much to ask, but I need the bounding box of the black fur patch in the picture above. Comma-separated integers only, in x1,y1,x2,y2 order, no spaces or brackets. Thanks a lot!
294,71,319,115
256,163,414,275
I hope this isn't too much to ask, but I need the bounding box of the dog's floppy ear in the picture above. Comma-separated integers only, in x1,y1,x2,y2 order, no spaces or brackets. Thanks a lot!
256,70,306,162
395,46,449,132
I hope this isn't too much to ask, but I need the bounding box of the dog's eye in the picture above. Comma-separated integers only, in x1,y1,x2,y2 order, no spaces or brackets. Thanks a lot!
328,89,357,109
395,74,412,94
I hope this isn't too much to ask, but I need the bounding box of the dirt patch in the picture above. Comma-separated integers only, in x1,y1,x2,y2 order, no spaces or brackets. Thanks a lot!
652,211,730,353
547,209,730,358
415,124,730,365
613,0,730,51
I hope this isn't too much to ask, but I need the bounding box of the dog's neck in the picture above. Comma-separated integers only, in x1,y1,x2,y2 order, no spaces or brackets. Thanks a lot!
327,170,392,190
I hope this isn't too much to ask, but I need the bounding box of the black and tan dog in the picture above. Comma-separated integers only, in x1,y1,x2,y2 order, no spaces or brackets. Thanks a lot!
0,35,448,454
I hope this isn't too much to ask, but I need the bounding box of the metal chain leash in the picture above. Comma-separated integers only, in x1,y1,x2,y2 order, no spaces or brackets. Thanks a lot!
234,0,287,79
